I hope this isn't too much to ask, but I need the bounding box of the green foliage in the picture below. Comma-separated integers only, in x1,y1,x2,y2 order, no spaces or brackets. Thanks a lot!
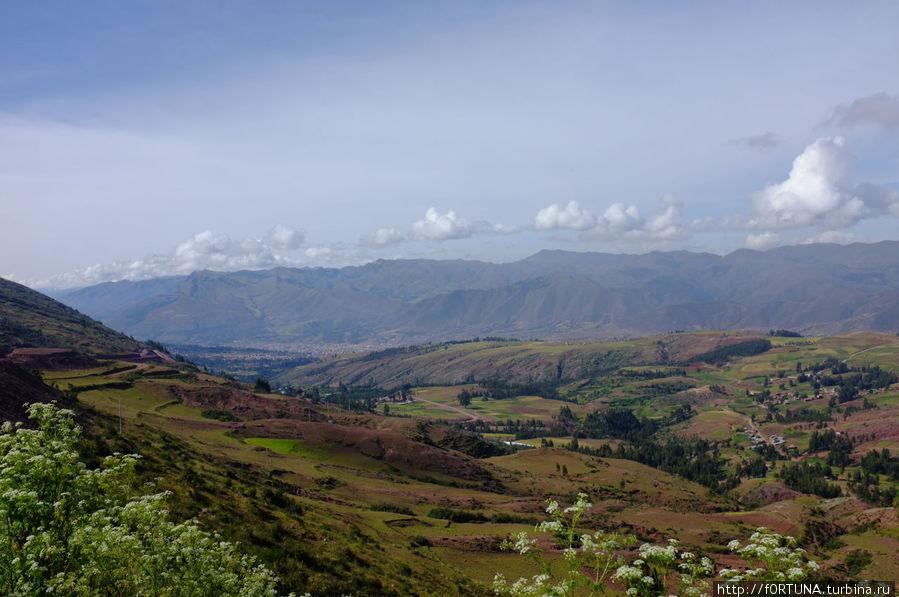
691,339,772,365
769,329,802,338
843,549,872,577
370,503,415,516
254,377,272,393
201,408,238,422
427,507,488,523
0,403,290,597
779,462,841,498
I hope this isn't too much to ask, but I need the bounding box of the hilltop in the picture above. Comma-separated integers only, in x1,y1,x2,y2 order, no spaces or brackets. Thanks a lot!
51,241,899,350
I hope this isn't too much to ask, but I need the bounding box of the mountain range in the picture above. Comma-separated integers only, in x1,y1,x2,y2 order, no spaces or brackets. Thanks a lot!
50,241,899,349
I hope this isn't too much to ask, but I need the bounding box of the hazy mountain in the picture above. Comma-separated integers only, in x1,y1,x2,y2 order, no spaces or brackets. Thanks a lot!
51,241,899,348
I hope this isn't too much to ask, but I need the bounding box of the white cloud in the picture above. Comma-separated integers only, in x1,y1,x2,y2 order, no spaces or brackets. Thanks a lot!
827,92,899,129
535,201,595,230
745,232,781,250
33,228,312,288
367,209,515,247
264,224,305,250
372,227,405,246
536,197,689,243
598,202,642,231
748,136,899,231
635,197,688,241
750,137,862,229
411,207,475,241
800,230,855,245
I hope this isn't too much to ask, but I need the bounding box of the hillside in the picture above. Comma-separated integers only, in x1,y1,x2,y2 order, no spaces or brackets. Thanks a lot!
1,277,142,356
51,241,899,349
4,282,899,592
277,332,764,388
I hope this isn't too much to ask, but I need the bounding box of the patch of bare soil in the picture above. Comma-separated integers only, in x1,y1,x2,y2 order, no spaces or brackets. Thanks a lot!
166,384,312,420
743,482,802,506
5,347,99,371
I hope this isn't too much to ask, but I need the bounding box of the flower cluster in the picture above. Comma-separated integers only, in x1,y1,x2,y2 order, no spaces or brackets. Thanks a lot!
494,493,630,597
719,528,820,582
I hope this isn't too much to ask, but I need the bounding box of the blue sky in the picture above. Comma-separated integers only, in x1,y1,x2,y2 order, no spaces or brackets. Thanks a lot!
2,1,898,287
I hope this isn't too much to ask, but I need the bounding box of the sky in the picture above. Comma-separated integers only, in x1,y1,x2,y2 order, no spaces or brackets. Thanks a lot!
1,1,898,288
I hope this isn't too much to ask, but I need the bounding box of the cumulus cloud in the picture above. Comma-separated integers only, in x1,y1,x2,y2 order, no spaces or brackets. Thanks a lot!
745,232,781,250
750,137,861,229
535,197,689,243
364,208,515,248
34,227,309,288
598,203,642,231
635,197,688,241
748,136,899,231
827,92,899,129
371,227,405,246
411,207,476,241
728,131,780,150
535,201,596,230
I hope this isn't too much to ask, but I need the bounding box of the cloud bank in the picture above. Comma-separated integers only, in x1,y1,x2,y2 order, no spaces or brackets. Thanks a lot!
35,227,307,288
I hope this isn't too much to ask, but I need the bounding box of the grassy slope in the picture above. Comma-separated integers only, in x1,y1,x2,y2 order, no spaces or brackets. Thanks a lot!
1,277,142,355
40,360,763,595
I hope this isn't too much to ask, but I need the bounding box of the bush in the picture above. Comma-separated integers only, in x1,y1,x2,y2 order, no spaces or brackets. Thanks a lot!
370,503,415,516
427,507,488,523
0,402,292,597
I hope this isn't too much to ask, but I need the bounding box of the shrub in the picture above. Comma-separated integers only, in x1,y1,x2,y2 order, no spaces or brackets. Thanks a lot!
0,402,293,597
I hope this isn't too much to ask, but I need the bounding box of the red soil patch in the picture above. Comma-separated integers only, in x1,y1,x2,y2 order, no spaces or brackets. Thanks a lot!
165,384,314,420
5,347,99,371
743,482,802,506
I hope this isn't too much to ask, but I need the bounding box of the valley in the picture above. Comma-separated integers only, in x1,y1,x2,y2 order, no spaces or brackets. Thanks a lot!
3,277,899,594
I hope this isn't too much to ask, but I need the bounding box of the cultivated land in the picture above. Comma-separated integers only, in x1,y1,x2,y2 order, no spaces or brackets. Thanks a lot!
3,280,899,593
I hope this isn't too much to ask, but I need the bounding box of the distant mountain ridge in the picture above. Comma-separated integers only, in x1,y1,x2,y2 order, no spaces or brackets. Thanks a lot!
50,241,899,348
